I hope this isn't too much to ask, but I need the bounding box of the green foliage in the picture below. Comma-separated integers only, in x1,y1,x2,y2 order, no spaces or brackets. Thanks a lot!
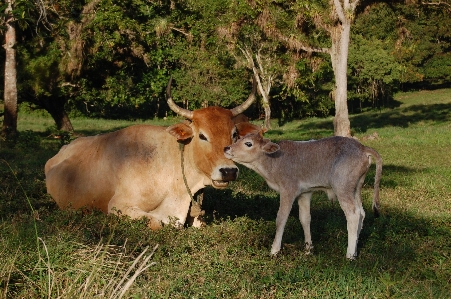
18,42,62,98
72,0,172,118
275,55,335,120
354,2,398,41
423,53,451,84
3,0,451,128
348,35,401,110
353,2,451,90
3,0,36,30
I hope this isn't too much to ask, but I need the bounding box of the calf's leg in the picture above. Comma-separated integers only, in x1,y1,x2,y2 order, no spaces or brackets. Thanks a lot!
355,174,367,238
337,195,364,259
271,191,296,255
297,192,313,254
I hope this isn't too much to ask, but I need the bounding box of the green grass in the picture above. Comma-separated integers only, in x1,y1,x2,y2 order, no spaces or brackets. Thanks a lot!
1,89,451,298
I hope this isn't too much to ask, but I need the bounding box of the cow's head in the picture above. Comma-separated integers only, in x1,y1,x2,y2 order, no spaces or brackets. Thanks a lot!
166,77,259,188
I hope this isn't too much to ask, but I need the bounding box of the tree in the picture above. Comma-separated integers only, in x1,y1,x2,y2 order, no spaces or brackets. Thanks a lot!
1,0,76,133
215,3,290,129
239,46,275,130
2,0,17,138
329,0,359,136
249,0,362,136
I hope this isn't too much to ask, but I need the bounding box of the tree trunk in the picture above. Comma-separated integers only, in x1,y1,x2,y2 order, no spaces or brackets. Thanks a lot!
240,46,273,130
42,97,74,132
52,109,74,132
330,22,351,137
252,69,272,130
2,0,18,138
255,52,273,130
262,102,271,130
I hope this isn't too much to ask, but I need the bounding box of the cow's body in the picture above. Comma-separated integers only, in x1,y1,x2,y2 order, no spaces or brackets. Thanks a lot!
45,78,259,229
224,133,382,259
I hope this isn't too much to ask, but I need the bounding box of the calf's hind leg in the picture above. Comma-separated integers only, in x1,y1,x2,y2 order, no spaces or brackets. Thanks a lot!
354,174,367,239
337,193,365,259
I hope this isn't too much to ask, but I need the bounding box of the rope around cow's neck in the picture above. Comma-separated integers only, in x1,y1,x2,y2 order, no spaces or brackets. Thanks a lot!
179,143,203,218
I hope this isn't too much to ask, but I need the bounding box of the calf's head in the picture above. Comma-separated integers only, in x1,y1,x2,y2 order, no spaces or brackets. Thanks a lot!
224,132,280,164
166,77,259,188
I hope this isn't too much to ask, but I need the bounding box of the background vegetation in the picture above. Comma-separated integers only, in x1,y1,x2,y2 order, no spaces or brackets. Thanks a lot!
1,0,450,126
0,88,450,298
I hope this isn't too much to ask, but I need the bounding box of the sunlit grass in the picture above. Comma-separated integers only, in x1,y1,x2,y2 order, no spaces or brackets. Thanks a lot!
1,88,451,298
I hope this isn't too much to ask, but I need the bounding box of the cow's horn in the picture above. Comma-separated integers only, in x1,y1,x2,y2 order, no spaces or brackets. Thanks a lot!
166,76,194,120
230,76,257,117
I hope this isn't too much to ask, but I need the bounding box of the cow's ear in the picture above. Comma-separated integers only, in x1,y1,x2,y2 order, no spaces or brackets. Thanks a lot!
236,122,265,138
166,123,194,141
262,140,279,154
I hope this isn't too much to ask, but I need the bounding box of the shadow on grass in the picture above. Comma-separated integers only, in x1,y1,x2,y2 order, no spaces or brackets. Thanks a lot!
201,185,451,286
369,164,423,189
351,103,451,133
294,102,451,135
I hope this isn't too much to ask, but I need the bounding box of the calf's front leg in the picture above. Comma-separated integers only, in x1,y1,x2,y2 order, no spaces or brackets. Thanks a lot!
271,191,296,255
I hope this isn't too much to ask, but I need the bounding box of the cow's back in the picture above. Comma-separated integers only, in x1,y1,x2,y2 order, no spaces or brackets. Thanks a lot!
45,125,173,212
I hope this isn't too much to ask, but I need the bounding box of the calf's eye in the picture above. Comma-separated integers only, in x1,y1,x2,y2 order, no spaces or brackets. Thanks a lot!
245,142,252,147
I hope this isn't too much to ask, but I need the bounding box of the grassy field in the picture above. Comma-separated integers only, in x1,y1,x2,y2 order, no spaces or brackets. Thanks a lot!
1,89,450,298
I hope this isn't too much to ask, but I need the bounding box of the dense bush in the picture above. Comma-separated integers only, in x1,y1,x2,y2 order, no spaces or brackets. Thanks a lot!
1,0,451,124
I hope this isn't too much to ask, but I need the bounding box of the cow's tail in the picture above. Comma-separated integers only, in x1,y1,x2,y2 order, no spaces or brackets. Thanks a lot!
365,147,382,218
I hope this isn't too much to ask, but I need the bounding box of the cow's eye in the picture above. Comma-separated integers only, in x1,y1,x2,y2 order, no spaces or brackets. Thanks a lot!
245,142,252,147
199,133,208,141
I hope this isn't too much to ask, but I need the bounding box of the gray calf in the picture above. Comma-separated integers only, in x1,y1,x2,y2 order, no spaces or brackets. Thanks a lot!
224,132,382,259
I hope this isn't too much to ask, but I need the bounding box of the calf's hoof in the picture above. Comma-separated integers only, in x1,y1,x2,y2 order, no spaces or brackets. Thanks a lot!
304,243,314,255
346,253,357,260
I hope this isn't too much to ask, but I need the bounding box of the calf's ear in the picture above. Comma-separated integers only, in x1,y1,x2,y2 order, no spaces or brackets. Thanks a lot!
236,123,266,138
232,113,249,124
262,141,280,154
167,123,194,141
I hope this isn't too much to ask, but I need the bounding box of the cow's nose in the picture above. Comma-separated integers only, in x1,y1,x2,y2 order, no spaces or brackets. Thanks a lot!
219,167,238,181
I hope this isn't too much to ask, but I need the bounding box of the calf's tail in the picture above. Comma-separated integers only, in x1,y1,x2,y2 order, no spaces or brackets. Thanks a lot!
366,147,383,218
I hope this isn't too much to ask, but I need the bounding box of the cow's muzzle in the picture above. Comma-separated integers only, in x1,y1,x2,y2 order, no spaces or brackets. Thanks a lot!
219,167,238,182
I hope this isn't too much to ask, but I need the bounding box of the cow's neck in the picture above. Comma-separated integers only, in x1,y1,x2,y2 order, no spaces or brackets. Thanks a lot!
177,142,205,194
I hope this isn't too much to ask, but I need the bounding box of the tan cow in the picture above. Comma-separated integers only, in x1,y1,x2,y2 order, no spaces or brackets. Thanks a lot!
45,77,260,229
224,132,382,259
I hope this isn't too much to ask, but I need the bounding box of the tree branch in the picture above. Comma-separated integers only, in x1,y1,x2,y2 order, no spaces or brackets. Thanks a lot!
350,0,360,12
277,33,330,54
334,0,346,23
421,0,451,10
